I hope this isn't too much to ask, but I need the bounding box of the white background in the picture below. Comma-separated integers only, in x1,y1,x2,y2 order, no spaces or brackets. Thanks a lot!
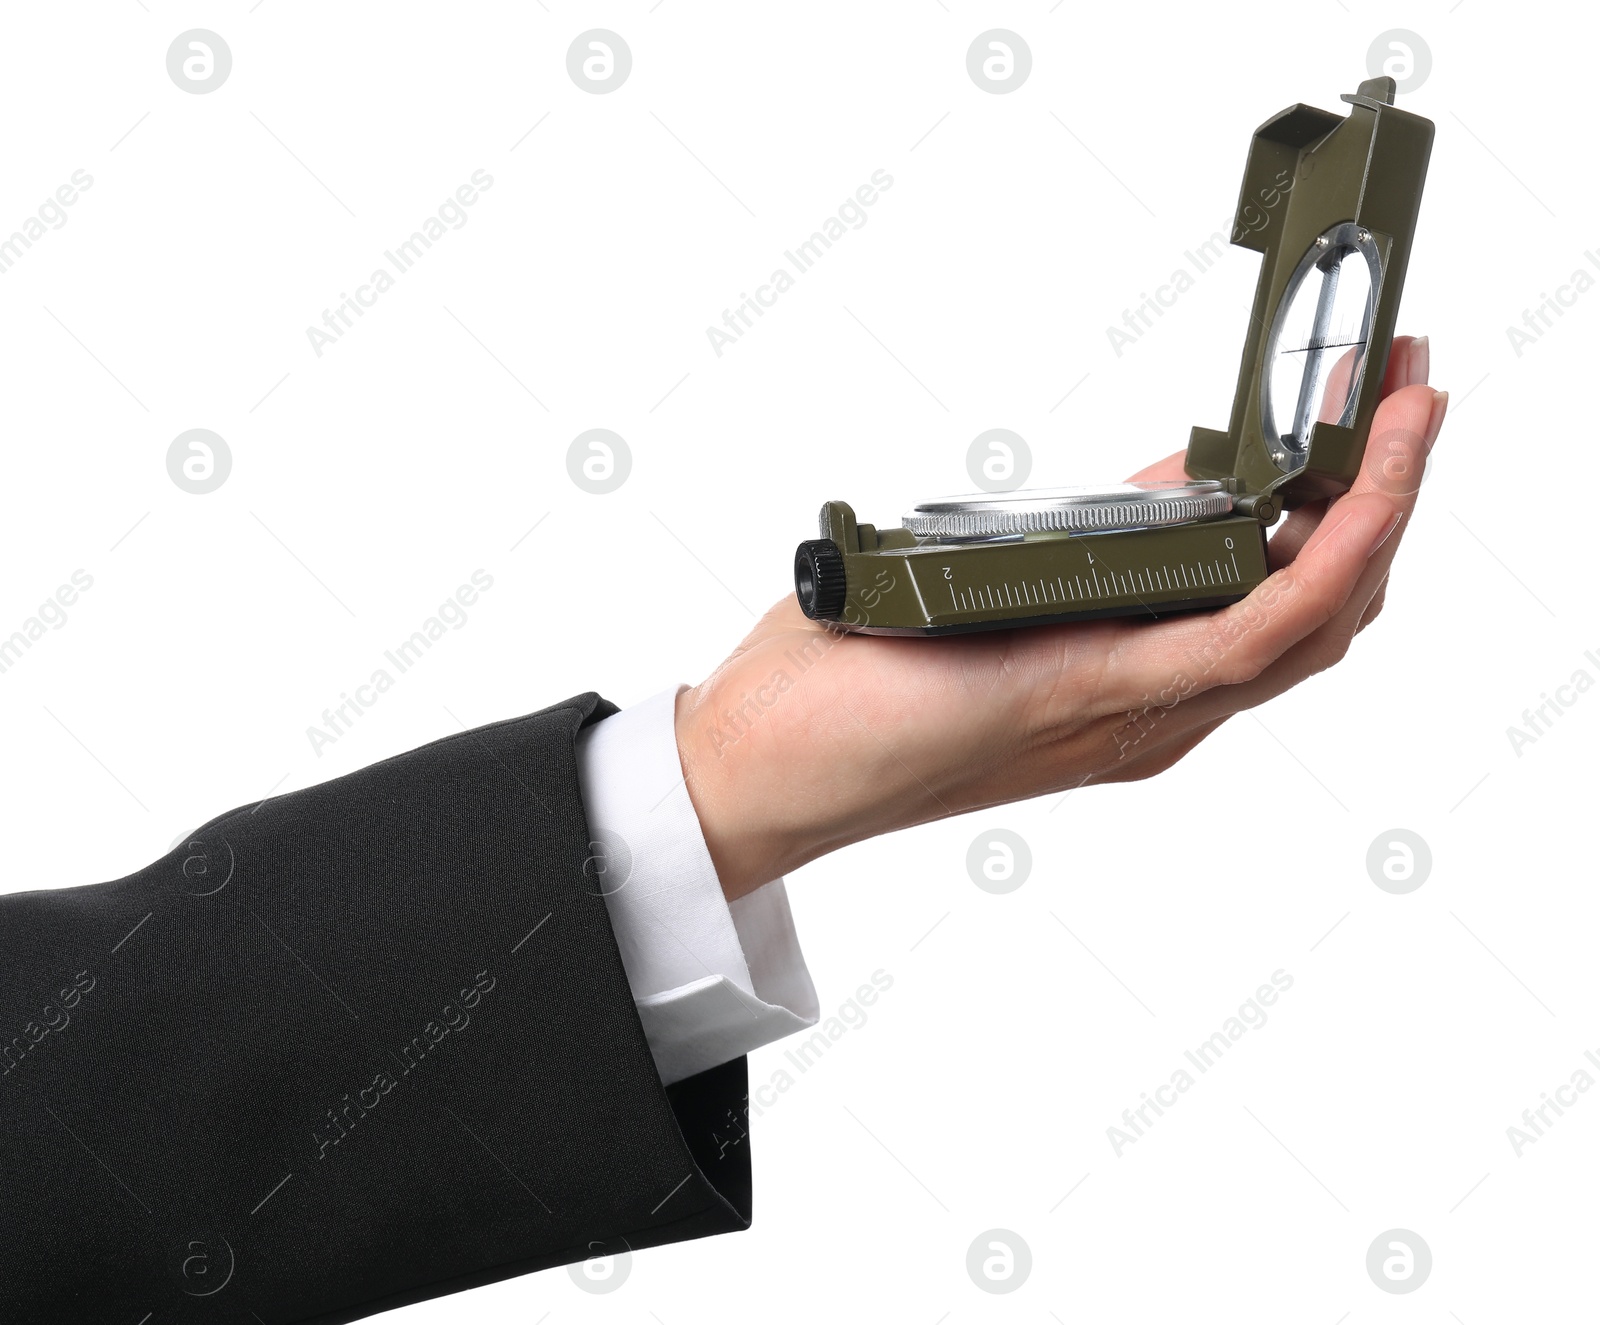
1,3,1594,1321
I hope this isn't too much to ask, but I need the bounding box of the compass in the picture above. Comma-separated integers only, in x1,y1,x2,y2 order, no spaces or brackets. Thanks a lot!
793,74,1433,636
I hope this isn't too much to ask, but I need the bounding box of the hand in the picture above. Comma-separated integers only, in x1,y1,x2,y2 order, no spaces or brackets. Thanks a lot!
677,337,1448,900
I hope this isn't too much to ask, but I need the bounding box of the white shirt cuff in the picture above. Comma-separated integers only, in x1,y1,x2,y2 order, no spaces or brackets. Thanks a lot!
573,686,819,1086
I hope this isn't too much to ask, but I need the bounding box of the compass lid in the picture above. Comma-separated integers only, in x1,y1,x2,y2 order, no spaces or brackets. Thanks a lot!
1184,76,1434,517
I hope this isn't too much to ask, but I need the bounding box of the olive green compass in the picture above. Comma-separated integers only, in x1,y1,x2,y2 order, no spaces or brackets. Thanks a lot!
794,75,1433,635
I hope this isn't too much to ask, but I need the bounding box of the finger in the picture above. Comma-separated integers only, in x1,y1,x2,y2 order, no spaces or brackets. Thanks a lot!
1293,381,1441,621
1120,389,1443,732
1382,334,1427,397
1266,499,1327,572
1124,449,1189,484
1316,342,1362,425
1083,489,1399,716
1107,558,1389,747
1266,332,1430,571
1084,561,1392,764
1276,380,1445,576
1347,383,1447,509
1356,571,1389,634
1230,385,1447,701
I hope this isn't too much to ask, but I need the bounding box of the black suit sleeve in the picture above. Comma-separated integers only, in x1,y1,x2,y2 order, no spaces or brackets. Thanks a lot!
0,694,752,1324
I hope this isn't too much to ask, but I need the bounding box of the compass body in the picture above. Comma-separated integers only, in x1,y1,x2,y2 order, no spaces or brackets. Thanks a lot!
794,75,1433,636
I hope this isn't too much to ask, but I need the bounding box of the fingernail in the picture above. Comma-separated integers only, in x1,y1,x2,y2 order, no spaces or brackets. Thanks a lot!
1409,336,1430,387
1423,389,1448,454
1369,512,1404,558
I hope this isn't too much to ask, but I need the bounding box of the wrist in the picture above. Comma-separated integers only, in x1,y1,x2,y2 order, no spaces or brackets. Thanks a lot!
674,682,810,902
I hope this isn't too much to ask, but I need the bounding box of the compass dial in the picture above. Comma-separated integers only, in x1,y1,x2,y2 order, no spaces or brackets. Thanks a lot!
902,480,1233,539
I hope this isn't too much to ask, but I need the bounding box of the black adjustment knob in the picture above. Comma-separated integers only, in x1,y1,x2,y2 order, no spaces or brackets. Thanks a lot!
794,539,846,620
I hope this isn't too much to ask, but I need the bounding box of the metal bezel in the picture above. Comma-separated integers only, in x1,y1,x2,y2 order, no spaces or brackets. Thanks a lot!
902,480,1233,539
